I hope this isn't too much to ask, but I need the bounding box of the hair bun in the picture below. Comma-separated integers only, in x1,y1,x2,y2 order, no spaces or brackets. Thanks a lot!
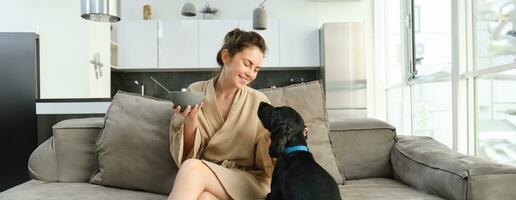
224,28,242,43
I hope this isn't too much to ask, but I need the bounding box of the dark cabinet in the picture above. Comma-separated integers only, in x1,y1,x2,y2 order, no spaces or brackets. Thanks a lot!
0,33,38,191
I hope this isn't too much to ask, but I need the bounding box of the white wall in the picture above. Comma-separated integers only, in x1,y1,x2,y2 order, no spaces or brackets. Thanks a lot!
0,0,111,99
121,0,370,26
0,0,40,32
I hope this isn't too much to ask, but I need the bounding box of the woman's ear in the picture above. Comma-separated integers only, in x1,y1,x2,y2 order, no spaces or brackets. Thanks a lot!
221,49,231,64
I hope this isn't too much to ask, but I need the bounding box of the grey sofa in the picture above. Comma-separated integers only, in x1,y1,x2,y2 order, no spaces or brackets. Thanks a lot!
1,117,516,200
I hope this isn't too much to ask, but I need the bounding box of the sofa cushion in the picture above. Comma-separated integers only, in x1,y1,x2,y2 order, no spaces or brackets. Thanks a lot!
90,91,177,195
0,180,167,200
29,117,104,182
339,178,444,200
259,80,344,184
330,118,396,180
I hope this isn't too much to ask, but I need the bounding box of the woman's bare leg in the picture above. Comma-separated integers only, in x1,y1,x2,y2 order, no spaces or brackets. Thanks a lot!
168,159,231,200
198,191,219,200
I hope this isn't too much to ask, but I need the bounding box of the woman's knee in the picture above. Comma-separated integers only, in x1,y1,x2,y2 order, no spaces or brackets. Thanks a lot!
178,159,208,177
198,191,218,200
181,159,204,170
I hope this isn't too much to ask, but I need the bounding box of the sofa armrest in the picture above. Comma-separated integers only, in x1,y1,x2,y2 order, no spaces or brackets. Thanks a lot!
329,118,396,180
28,117,104,183
391,136,516,200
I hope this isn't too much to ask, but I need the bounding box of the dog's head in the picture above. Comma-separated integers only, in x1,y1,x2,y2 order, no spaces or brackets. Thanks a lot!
258,102,307,158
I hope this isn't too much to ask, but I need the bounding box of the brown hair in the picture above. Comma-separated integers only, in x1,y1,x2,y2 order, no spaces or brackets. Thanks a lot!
216,28,267,67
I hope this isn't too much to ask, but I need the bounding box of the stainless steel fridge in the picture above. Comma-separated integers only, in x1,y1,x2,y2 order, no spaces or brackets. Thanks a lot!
320,22,367,121
0,33,39,191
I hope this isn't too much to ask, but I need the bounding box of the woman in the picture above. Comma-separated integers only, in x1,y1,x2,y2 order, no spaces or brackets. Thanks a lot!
168,29,273,200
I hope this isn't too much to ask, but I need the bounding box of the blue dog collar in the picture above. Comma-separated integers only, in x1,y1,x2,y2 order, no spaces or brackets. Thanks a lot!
284,145,309,155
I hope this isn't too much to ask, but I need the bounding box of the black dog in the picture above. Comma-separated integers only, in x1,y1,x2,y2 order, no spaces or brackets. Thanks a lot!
258,102,341,200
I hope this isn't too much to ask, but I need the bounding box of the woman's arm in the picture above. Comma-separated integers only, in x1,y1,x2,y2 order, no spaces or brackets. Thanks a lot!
181,117,197,159
173,103,203,161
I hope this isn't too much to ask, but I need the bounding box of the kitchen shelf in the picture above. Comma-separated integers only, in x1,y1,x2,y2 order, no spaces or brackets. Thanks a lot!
110,66,321,73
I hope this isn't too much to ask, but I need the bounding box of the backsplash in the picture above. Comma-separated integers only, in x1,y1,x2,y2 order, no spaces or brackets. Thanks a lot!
111,70,320,99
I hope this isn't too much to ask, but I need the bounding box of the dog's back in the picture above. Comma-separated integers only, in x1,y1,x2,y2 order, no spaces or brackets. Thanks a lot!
269,151,341,200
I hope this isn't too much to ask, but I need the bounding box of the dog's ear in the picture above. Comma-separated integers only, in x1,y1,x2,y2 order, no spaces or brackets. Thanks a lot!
270,124,291,157
258,102,274,118
258,102,275,129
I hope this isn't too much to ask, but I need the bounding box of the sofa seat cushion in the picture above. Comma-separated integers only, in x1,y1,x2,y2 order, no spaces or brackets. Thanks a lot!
0,180,167,200
339,178,443,200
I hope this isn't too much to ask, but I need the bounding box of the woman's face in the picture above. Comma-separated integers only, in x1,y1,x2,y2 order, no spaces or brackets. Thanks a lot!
220,46,264,89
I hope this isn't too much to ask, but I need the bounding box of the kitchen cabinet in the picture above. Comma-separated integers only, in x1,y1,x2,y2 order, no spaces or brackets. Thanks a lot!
116,19,320,70
159,20,199,68
279,19,320,67
117,20,158,68
238,19,280,67
198,20,240,68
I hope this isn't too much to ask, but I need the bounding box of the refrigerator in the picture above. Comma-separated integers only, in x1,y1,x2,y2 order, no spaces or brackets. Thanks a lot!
0,33,39,191
320,22,367,121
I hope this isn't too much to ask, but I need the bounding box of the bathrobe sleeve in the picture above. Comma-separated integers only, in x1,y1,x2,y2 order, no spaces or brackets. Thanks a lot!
248,96,274,181
169,84,204,167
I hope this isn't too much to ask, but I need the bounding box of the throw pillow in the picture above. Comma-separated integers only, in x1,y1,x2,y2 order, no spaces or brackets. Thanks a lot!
259,80,344,184
90,91,178,195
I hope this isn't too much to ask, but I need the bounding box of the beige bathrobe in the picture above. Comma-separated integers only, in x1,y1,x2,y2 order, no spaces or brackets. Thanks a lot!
169,76,273,200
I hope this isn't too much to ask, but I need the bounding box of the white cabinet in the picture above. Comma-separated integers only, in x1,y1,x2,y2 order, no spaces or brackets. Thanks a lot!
117,20,158,68
238,20,280,67
115,19,320,69
279,19,320,67
198,20,239,68
159,20,199,68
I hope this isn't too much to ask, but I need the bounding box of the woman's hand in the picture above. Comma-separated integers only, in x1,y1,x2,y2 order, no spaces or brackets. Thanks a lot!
172,102,204,124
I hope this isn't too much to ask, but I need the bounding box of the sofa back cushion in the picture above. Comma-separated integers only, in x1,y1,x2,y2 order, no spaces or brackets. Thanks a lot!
259,80,344,184
90,91,178,195
330,118,396,180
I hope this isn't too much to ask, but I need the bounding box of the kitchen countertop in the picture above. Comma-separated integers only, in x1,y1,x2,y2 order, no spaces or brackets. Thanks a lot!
36,98,112,114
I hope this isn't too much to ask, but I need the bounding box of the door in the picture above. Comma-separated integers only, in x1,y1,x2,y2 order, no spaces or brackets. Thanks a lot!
38,0,111,98
87,21,111,98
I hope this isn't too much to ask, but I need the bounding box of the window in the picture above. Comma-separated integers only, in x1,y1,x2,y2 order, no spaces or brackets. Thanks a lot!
412,81,453,147
386,87,412,135
379,0,516,165
413,0,452,78
384,0,454,147
473,0,516,165
475,0,516,70
476,70,516,165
